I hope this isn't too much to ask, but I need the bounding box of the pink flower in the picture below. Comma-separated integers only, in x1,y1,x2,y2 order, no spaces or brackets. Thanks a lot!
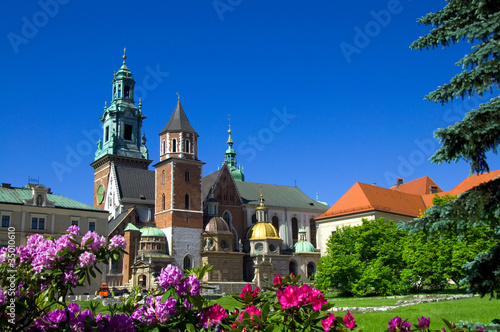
81,231,105,252
418,316,430,329
108,235,127,250
236,305,261,328
199,304,227,327
0,287,7,306
273,274,282,286
62,270,78,286
56,234,77,253
344,311,357,330
67,225,80,236
322,313,337,331
389,316,412,332
239,283,260,300
157,265,183,289
78,251,96,268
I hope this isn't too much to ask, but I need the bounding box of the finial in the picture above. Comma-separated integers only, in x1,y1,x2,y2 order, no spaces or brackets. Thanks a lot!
123,47,127,63
316,192,319,200
259,186,264,205
176,92,180,100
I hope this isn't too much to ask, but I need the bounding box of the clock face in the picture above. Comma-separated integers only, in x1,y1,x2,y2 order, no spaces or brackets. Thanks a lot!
255,243,264,251
97,184,105,204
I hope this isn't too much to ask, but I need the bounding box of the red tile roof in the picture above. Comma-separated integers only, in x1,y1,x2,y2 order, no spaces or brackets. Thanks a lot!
393,176,442,195
316,171,500,221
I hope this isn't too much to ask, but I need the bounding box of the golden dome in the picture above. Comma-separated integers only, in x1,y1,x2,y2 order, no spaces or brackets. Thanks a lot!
247,222,280,240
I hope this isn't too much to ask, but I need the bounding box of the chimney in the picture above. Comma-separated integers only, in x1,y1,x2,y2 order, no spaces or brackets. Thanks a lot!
397,178,403,187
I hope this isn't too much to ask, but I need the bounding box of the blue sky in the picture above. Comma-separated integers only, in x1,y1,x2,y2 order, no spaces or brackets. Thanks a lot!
1,0,498,207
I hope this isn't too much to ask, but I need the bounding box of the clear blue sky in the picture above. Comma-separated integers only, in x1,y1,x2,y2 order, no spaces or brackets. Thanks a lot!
1,0,498,207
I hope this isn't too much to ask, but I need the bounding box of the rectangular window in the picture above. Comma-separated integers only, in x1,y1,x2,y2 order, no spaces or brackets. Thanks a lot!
71,220,78,226
105,126,109,141
38,218,45,230
1,215,9,228
31,217,45,230
124,124,132,140
89,221,96,232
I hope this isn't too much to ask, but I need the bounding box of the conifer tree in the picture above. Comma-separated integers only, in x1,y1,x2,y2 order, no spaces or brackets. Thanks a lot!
401,0,500,298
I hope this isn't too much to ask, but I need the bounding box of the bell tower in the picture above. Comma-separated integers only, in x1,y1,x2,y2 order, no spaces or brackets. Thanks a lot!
91,50,152,209
154,95,204,268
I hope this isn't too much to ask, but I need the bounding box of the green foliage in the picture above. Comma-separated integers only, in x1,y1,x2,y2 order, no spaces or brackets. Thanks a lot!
317,217,498,296
406,0,500,298
316,218,408,296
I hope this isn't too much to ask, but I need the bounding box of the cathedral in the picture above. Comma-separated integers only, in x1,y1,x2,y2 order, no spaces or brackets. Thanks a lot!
91,54,328,291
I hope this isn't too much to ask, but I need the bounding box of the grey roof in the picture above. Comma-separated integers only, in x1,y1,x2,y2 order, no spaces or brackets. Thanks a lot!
159,100,196,134
202,170,220,200
108,207,134,235
235,181,329,212
115,166,155,202
0,186,104,212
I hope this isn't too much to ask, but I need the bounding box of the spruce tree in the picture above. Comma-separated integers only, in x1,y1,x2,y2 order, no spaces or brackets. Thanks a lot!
401,0,500,298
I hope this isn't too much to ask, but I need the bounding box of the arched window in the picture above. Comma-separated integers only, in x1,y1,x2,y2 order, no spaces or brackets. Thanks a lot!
162,170,165,185
307,262,316,278
124,86,130,99
185,194,190,210
272,216,279,233
289,261,297,276
185,170,190,183
172,139,177,152
185,139,190,153
223,210,232,229
117,84,122,98
292,217,298,244
310,218,317,248
162,194,165,210
183,255,192,270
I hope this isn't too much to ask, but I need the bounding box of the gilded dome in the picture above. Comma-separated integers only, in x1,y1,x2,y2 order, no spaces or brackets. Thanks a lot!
205,217,232,234
293,240,316,253
140,227,166,238
247,222,280,240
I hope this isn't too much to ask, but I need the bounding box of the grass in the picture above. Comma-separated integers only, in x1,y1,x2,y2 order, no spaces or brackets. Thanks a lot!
214,294,500,331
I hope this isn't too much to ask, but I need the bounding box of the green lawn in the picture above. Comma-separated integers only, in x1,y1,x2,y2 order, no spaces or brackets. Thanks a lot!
214,295,500,331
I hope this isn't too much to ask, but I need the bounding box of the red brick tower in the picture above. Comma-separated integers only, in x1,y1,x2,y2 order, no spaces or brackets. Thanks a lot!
154,96,204,268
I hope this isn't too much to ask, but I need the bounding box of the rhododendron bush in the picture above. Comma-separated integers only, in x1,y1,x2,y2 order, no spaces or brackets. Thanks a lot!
0,229,490,331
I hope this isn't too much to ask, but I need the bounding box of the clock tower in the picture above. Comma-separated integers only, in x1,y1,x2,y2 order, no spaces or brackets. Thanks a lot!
91,51,152,209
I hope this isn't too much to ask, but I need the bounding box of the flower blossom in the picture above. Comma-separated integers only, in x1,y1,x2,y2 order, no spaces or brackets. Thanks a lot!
273,274,283,286
388,316,412,332
62,270,79,286
199,304,227,327
344,311,357,330
157,264,183,289
108,235,127,250
277,284,327,311
81,231,105,252
0,287,7,306
418,316,430,329
67,225,80,236
133,295,177,324
232,305,261,329
239,283,260,300
78,251,96,268
55,234,77,253
322,313,337,331
177,274,200,296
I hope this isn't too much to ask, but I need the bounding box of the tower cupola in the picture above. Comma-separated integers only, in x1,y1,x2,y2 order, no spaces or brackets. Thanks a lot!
112,49,136,103
223,118,245,181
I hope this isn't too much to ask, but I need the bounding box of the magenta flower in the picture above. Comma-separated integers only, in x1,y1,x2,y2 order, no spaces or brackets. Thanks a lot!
235,305,261,328
26,234,45,250
78,251,96,268
0,247,7,264
62,270,79,286
322,313,337,331
389,316,412,332
273,274,283,286
107,312,135,332
418,316,430,329
0,287,7,306
142,296,177,324
239,283,260,299
67,225,80,236
81,231,105,252
108,235,127,250
157,264,183,289
183,274,200,296
17,246,33,263
344,311,357,330
199,304,227,327
56,234,77,253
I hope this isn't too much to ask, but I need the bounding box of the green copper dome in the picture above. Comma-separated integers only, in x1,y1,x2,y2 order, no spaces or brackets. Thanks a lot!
140,227,166,238
293,240,316,253
124,223,140,232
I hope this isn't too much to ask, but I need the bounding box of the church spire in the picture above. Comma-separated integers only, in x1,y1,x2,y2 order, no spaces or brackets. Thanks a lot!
223,116,245,181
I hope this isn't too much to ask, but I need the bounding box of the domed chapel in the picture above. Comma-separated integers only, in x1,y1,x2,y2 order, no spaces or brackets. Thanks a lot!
92,54,328,291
